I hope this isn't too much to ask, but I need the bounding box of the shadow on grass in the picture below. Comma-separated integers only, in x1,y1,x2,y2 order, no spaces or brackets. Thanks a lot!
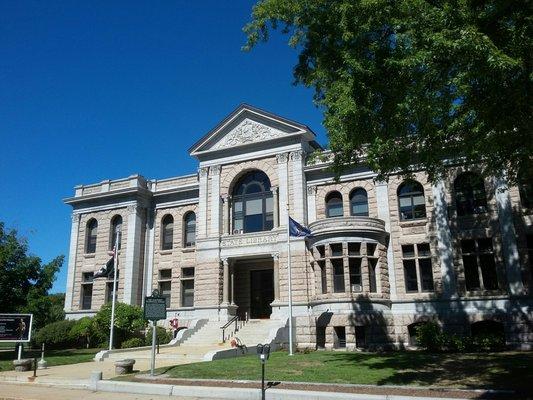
320,351,533,394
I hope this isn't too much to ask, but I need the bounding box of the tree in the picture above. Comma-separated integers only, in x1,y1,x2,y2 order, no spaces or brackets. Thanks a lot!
0,222,64,327
244,0,532,183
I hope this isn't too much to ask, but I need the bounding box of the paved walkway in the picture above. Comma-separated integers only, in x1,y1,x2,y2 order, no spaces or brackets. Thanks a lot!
0,382,207,400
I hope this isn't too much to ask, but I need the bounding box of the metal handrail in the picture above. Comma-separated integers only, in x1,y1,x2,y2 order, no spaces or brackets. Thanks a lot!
220,312,249,343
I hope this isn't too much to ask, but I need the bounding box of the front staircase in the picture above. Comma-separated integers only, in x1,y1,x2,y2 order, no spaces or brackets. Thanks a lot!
99,318,286,364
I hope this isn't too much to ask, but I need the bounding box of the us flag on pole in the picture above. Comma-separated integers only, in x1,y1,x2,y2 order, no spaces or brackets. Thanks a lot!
94,257,114,279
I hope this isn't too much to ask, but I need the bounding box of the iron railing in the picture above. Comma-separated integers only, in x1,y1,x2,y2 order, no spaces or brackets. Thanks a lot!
220,312,248,343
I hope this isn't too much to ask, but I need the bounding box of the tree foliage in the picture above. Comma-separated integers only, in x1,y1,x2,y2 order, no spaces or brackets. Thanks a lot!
93,302,147,348
244,0,532,183
0,222,64,328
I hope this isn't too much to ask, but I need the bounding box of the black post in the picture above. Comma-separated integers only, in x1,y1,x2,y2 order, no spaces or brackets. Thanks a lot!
261,362,265,400
33,357,37,377
157,336,160,354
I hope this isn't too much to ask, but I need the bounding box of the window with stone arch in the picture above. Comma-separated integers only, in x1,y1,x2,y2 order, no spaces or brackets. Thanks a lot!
397,180,426,220
109,215,122,250
161,214,174,250
85,218,98,254
325,191,343,218
232,170,273,233
349,188,369,217
518,168,533,209
454,172,488,216
183,211,196,247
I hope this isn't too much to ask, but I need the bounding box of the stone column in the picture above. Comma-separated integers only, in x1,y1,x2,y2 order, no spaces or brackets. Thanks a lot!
64,213,81,312
198,166,209,238
272,186,279,228
222,258,230,305
431,180,457,298
277,153,289,226
210,165,221,237
124,204,144,305
290,150,306,223
307,186,317,224
273,253,280,301
495,177,524,295
375,181,397,299
222,194,230,235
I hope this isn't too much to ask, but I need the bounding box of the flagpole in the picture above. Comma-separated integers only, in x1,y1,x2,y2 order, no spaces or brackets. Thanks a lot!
109,230,120,352
286,203,294,356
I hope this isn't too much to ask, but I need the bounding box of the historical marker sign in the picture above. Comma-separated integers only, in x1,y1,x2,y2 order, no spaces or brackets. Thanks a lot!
144,290,167,321
0,314,33,342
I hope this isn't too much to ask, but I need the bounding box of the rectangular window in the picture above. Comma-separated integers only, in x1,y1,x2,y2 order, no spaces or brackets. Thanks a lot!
330,243,343,257
159,281,172,307
181,279,194,307
368,258,377,293
181,267,195,307
105,280,117,304
461,238,498,291
332,259,345,293
349,258,362,290
366,243,377,257
527,235,533,273
334,326,346,348
348,242,361,256
81,272,93,310
355,326,366,348
402,243,434,293
316,245,325,259
157,268,172,307
318,260,327,294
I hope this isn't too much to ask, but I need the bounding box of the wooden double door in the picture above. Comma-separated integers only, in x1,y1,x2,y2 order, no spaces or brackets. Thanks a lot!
250,269,274,319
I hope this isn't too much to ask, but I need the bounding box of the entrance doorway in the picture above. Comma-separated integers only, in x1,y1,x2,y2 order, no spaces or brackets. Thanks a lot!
250,269,274,319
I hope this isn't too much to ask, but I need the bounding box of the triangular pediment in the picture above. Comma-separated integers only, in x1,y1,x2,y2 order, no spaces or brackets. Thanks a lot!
189,104,317,156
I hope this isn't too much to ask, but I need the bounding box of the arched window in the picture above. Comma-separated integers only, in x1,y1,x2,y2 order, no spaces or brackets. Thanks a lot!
398,181,426,220
232,170,273,233
454,172,487,216
184,212,196,247
326,191,343,218
518,169,533,208
110,215,122,250
86,219,98,254
350,188,369,217
161,215,174,250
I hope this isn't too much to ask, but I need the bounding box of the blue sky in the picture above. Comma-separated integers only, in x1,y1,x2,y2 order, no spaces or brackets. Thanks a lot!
0,1,327,293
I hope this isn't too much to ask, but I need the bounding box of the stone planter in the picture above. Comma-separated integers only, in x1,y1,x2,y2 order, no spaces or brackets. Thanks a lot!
114,359,135,375
13,359,32,372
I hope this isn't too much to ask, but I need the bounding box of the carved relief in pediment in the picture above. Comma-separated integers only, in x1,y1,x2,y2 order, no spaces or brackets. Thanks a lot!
211,119,284,150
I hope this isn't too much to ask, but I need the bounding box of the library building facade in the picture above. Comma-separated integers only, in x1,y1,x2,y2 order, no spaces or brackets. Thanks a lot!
64,104,533,350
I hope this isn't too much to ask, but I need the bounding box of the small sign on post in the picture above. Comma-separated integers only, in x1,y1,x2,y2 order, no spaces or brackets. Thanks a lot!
144,290,166,376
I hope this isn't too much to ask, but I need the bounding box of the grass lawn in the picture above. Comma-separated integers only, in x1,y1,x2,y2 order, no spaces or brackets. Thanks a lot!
158,351,533,391
0,347,101,371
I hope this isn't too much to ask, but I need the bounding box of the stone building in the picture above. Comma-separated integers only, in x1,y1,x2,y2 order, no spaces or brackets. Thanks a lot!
64,104,533,349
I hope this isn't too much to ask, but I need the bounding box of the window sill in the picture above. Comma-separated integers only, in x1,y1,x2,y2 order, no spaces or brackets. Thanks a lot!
83,253,96,259
399,219,427,228
463,289,505,297
182,247,195,253
159,250,173,256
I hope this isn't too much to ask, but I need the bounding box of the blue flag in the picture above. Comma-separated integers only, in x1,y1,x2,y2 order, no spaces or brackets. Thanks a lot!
289,217,312,237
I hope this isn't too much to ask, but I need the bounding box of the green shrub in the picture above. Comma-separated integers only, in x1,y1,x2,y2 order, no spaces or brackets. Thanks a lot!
145,326,172,346
121,337,145,349
472,333,505,352
93,302,147,348
69,317,95,348
415,322,446,352
34,319,76,349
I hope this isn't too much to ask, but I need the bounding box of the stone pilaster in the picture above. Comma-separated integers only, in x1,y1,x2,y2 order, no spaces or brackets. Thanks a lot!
64,213,81,312
273,253,280,301
123,204,143,305
210,165,221,237
272,186,279,228
222,194,230,235
290,150,306,223
222,258,230,305
431,180,457,298
277,152,289,226
198,166,209,238
375,181,397,299
143,207,155,304
495,177,524,295
307,186,317,224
